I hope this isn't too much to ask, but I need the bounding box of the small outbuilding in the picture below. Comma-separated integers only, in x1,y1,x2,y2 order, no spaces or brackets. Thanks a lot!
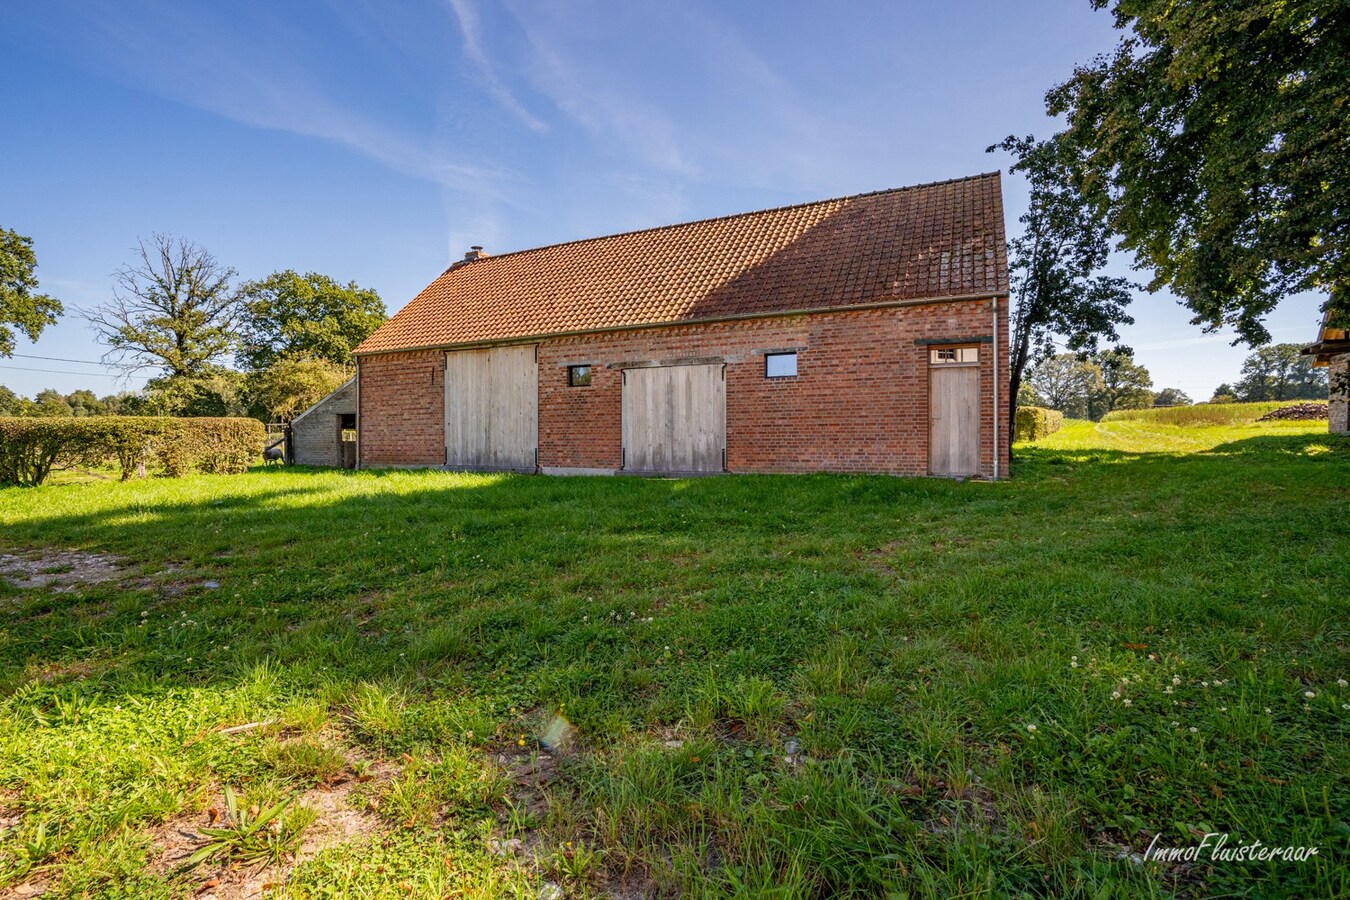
289,378,358,467
1303,312,1349,434
353,173,1011,478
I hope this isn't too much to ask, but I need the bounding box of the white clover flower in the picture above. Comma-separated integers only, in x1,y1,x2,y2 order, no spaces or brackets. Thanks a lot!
1218,707,1227,712
1305,691,1316,699
1337,678,1348,688
1264,707,1272,714
1171,721,1179,727
1202,681,1210,687
1122,699,1132,707
1189,726,1198,733
1070,660,1079,668
1172,675,1181,686
1026,724,1037,732
1111,691,1121,700
1163,687,1173,695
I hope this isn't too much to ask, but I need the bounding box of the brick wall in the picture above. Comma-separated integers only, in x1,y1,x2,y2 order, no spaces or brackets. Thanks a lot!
1330,354,1348,435
357,349,445,466
292,380,355,467
359,298,1011,476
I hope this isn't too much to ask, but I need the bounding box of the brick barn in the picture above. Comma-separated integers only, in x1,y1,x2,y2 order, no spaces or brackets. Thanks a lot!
353,173,1011,478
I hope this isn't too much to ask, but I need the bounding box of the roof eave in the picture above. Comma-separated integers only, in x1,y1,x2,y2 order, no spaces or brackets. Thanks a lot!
353,290,1007,358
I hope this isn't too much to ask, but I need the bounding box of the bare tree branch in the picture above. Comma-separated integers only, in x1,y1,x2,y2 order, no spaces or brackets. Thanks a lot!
81,234,240,378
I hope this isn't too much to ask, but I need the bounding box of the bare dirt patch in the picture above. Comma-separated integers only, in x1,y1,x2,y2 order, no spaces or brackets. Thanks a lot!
148,763,391,900
0,548,210,600
0,550,127,592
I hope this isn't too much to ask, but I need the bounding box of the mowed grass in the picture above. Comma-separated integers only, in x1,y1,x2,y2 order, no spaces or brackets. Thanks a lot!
0,410,1346,898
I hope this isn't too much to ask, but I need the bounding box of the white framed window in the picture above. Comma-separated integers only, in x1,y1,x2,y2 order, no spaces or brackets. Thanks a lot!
930,346,979,364
765,352,798,378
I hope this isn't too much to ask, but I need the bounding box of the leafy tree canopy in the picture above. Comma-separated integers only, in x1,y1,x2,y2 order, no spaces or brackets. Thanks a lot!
83,234,241,378
1046,0,1350,343
1234,343,1328,401
1153,387,1193,408
986,135,1136,434
1025,353,1104,421
1089,347,1154,419
0,228,63,356
141,369,247,418
246,354,351,422
237,271,385,372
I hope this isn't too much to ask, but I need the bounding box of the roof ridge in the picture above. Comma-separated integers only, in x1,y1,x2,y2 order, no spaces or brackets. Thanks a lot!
452,171,1003,268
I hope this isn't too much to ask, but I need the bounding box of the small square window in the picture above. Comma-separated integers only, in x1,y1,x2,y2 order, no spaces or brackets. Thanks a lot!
765,352,797,378
568,365,592,386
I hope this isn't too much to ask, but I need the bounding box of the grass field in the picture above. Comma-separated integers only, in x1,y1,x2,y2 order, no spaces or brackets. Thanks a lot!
0,408,1347,898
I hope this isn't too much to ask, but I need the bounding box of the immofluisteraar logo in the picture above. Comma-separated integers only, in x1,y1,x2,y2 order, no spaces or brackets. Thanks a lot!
1144,832,1319,864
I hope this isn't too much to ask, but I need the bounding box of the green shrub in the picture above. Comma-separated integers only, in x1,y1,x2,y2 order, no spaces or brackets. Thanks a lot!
155,418,264,476
0,416,263,486
1014,406,1064,442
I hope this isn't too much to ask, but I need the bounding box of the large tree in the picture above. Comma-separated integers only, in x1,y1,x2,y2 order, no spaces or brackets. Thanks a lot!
0,228,63,356
986,135,1136,437
0,384,26,415
1089,347,1154,419
1046,0,1350,343
83,234,241,377
1026,353,1104,421
246,354,351,422
237,271,385,371
1153,388,1193,408
1234,343,1328,401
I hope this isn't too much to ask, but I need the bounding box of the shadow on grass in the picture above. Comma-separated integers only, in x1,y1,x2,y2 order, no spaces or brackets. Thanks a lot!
2,443,1348,897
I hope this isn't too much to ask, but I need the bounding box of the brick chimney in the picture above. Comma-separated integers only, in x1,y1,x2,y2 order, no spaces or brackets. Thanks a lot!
463,245,488,261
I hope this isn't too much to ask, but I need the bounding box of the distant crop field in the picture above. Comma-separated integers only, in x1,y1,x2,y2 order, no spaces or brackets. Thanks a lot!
0,418,1346,898
1102,400,1323,427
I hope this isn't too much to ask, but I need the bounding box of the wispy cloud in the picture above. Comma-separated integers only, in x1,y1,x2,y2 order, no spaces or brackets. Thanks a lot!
446,0,549,133
504,2,697,177
24,2,514,195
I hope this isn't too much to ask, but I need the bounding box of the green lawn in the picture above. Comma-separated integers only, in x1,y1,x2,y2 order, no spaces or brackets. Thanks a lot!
0,412,1347,898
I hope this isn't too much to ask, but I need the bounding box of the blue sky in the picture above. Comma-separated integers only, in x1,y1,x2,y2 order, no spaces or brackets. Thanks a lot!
1,0,1325,400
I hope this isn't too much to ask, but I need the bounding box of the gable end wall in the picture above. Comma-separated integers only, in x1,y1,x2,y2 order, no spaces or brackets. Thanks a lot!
292,380,357,467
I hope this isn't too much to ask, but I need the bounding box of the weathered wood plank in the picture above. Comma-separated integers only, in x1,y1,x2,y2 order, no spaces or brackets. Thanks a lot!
622,364,725,473
929,365,979,476
445,345,538,469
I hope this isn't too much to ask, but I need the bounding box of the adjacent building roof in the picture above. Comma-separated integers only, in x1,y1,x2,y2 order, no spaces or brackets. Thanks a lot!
1302,310,1350,366
355,172,1008,355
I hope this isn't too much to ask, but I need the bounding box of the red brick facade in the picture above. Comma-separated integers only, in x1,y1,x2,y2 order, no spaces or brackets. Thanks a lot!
358,298,1010,477
356,349,445,466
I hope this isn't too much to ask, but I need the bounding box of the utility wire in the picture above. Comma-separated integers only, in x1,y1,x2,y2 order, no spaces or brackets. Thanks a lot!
8,352,120,366
0,364,149,380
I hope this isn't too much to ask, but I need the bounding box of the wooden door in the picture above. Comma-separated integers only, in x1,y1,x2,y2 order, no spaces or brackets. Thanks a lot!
444,345,538,470
622,364,725,473
929,362,980,476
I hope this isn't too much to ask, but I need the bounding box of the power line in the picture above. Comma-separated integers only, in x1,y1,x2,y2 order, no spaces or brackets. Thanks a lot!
0,364,150,380
8,353,121,367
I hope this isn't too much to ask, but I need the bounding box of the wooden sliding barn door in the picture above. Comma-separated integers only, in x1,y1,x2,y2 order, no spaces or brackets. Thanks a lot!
444,345,538,471
622,364,726,474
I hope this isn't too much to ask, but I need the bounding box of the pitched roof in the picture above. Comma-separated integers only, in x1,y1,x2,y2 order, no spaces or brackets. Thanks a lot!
355,172,1008,355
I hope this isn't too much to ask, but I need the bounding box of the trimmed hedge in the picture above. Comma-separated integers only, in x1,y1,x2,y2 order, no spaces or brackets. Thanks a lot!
0,417,263,486
1014,406,1064,442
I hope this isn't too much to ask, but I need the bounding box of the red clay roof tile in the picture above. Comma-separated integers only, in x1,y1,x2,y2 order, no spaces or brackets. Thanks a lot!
355,172,1008,354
